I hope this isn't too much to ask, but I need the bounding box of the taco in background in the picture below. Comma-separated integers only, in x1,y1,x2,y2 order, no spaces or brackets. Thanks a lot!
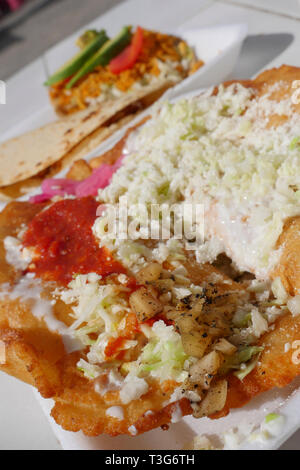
47,26,204,116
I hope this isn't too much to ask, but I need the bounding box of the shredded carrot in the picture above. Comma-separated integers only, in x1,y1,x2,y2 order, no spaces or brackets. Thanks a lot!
122,312,139,338
105,336,126,358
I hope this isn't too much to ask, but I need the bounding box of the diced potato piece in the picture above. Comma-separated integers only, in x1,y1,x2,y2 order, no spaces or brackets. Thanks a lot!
214,338,237,355
153,279,175,293
146,285,160,299
159,292,172,304
190,298,204,316
202,312,232,338
193,379,228,418
176,296,204,318
164,307,180,321
188,351,222,390
189,351,221,381
129,287,163,321
136,263,162,284
173,274,190,286
160,269,175,279
181,330,211,358
176,314,198,334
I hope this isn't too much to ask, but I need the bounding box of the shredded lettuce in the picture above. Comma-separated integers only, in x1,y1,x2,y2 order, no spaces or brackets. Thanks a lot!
265,413,280,424
289,136,300,150
138,321,188,382
220,346,263,376
77,359,102,379
120,321,188,383
234,355,260,381
233,310,252,328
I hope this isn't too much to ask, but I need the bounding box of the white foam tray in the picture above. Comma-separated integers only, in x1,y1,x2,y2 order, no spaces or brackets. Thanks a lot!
35,378,300,450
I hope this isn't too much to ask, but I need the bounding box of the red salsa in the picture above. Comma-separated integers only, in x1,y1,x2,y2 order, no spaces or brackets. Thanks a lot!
23,197,125,286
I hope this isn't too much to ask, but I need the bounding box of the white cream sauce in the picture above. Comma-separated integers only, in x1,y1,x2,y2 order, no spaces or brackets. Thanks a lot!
94,369,124,395
0,274,81,353
171,402,183,424
204,201,282,278
4,236,32,271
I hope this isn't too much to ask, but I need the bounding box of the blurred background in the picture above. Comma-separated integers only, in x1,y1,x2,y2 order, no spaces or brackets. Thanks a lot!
0,0,124,79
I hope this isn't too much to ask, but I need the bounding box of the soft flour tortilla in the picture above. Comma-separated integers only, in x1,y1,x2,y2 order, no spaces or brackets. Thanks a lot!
0,80,173,189
0,113,138,202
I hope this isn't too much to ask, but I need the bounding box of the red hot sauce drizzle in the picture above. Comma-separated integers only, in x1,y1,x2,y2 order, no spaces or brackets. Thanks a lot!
23,197,126,286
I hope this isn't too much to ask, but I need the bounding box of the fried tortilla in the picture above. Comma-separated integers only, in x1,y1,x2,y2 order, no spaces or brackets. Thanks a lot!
1,65,300,440
0,200,247,435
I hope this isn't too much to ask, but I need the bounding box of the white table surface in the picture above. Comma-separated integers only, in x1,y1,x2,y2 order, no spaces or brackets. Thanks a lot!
1,0,300,450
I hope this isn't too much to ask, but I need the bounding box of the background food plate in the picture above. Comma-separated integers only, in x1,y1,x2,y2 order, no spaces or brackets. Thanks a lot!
45,22,247,102
0,22,246,143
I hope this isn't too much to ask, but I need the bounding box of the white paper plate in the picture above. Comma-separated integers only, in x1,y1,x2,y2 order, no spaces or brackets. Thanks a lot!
166,23,247,99
34,377,300,450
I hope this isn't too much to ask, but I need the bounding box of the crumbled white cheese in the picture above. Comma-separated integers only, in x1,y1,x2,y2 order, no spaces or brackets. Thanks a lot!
172,286,191,299
248,413,285,444
120,377,149,405
251,308,269,338
118,274,128,284
287,295,300,316
93,82,300,276
93,368,124,393
106,406,124,420
4,236,31,270
271,277,289,304
128,425,138,436
171,402,182,423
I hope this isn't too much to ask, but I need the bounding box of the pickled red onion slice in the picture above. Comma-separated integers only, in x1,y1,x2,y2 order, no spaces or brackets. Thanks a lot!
30,155,125,203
